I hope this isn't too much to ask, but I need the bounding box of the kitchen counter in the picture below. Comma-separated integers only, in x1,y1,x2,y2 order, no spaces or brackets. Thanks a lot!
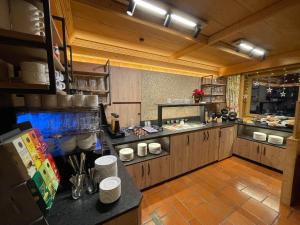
110,122,236,146
45,140,142,225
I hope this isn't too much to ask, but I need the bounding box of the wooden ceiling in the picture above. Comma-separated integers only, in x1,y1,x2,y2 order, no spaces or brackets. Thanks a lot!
53,0,300,76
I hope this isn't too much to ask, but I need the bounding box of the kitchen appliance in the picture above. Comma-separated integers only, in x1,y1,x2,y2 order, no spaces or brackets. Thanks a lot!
94,155,118,184
119,148,134,161
268,135,284,145
0,0,10,30
10,0,45,36
253,132,267,141
111,113,120,134
148,143,162,155
99,176,121,204
228,112,237,121
137,143,147,157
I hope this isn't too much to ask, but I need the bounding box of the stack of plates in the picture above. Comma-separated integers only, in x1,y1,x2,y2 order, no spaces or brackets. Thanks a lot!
119,148,134,161
94,155,118,184
253,132,267,141
99,176,121,204
148,143,162,155
77,133,97,150
137,143,148,157
268,135,284,145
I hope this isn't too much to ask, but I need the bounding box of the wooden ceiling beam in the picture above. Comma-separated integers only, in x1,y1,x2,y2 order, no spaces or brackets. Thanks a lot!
171,0,300,59
219,49,300,76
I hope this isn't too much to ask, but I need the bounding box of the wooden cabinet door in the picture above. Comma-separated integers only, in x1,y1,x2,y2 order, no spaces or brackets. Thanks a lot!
260,144,285,171
188,131,205,170
146,156,170,187
170,133,190,177
207,128,220,163
233,138,261,162
218,126,236,160
126,163,146,190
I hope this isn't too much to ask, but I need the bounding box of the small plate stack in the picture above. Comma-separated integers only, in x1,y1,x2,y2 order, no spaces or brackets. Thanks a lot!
137,143,148,157
119,148,134,161
77,133,97,150
268,135,284,145
99,176,121,204
253,132,267,141
94,155,118,184
148,143,162,155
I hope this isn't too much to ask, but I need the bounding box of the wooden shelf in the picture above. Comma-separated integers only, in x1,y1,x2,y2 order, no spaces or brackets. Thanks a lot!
73,71,109,78
203,94,225,96
202,83,226,87
0,28,45,45
16,106,99,113
0,81,49,90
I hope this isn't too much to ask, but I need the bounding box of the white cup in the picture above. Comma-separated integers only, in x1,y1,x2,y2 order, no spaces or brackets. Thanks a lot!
57,94,72,108
10,0,45,35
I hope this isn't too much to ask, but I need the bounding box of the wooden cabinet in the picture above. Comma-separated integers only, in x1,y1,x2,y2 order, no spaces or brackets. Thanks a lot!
126,156,170,190
233,137,285,171
170,133,190,177
218,126,236,160
189,131,205,170
207,128,220,163
103,206,141,225
126,162,146,190
260,144,285,171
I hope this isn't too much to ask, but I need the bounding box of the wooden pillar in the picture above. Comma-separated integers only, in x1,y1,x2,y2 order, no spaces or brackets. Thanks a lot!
281,101,300,206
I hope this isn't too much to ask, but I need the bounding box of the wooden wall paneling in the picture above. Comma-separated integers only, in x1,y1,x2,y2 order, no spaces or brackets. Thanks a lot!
106,103,141,128
110,67,142,103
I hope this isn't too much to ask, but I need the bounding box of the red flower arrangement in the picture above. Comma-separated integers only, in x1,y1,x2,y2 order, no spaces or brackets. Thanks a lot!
192,89,204,103
192,89,204,97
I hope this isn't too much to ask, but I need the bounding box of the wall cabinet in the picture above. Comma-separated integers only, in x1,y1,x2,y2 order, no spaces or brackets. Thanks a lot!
126,156,170,190
218,126,236,160
233,137,285,171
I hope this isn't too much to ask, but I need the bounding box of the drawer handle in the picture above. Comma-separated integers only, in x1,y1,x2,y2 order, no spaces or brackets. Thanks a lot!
187,135,190,145
264,147,266,155
257,145,259,153
207,131,209,140
142,165,144,177
148,163,150,175
203,132,206,142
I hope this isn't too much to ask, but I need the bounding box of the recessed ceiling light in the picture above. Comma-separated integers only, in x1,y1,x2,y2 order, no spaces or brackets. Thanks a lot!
238,41,254,52
133,0,167,16
170,14,197,28
127,0,136,16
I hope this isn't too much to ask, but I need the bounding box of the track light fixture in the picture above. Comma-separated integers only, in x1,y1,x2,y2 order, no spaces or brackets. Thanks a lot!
127,0,136,16
234,40,267,59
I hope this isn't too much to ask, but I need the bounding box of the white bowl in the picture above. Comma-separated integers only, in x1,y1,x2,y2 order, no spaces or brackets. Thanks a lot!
73,94,85,107
57,94,73,108
59,136,77,153
85,95,98,107
99,176,121,204
24,94,41,108
77,133,96,150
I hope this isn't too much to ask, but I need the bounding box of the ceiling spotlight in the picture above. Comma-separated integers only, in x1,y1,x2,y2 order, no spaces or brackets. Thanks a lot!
127,0,136,16
133,0,167,16
170,14,197,28
251,48,266,57
236,40,254,52
164,14,171,27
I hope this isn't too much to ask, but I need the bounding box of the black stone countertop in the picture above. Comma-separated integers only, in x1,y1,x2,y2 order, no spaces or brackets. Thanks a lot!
45,140,143,225
110,122,236,146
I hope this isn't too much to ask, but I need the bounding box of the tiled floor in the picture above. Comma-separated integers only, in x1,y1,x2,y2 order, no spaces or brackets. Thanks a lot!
141,156,300,225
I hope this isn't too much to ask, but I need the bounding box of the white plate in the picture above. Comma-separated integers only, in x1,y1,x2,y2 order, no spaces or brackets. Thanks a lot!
100,176,121,191
95,155,117,167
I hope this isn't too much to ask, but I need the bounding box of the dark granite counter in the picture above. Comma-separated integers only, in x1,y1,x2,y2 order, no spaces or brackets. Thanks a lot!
111,122,236,146
45,141,142,225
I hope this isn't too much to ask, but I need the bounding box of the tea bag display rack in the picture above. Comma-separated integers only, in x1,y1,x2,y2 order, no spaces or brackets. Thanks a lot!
0,0,69,94
201,75,227,104
70,60,111,106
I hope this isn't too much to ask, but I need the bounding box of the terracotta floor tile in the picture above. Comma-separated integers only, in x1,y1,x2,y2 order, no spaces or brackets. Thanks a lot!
141,207,154,224
180,192,206,208
188,218,202,225
189,203,226,225
242,185,271,202
216,186,250,207
173,199,194,221
242,198,279,225
143,220,156,225
262,195,281,212
161,211,190,225
226,211,256,225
